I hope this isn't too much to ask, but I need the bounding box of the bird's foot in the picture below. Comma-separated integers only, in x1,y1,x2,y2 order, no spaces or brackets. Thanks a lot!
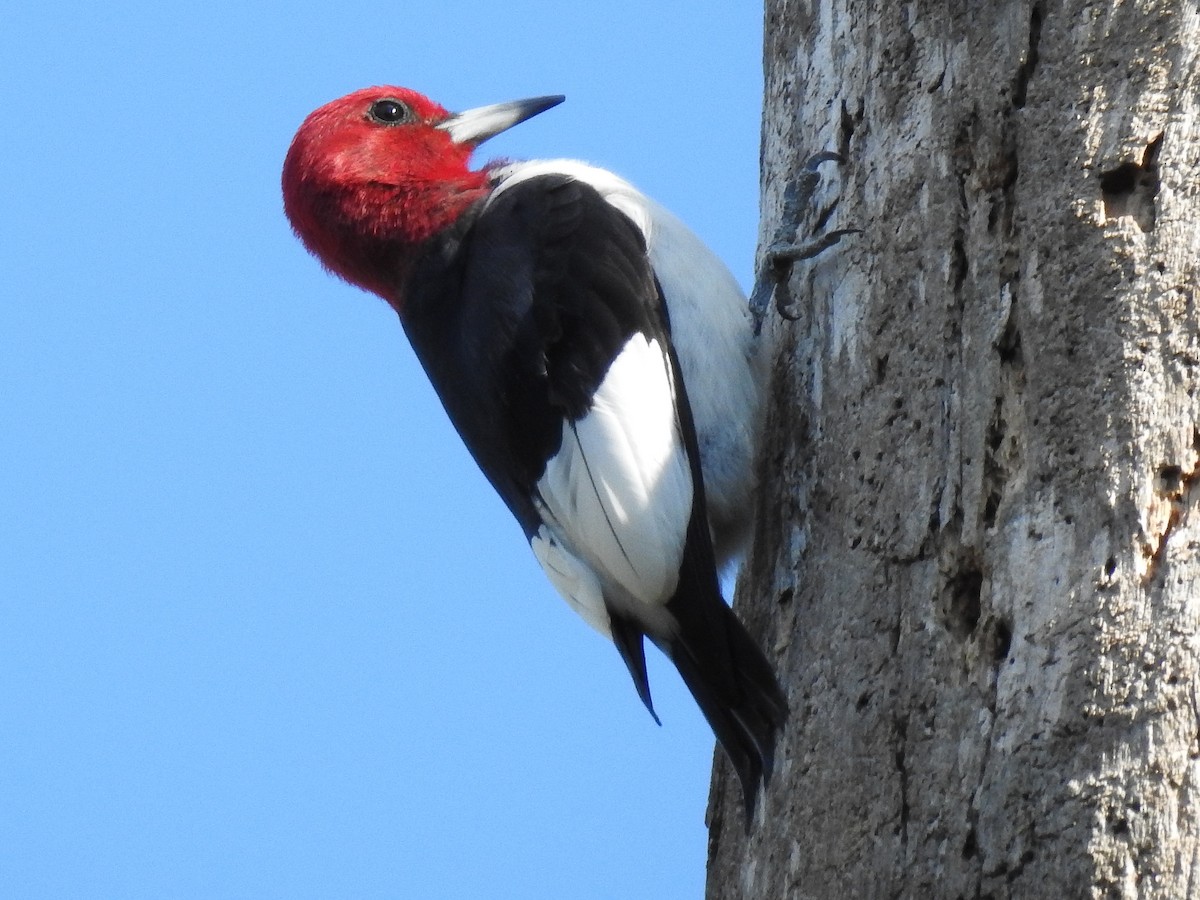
750,152,858,332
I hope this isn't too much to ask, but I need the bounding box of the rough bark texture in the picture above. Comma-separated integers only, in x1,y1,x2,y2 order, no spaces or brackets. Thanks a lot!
706,3,1200,898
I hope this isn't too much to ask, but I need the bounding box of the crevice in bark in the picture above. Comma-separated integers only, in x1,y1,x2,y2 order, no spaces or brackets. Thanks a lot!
983,399,1007,530
952,115,977,270
984,298,1026,532
1012,3,1044,110
995,292,1022,366
839,97,863,159
950,235,968,297
963,825,978,860
1100,133,1163,233
1144,452,1200,576
990,617,1013,663
894,713,910,849
946,566,984,640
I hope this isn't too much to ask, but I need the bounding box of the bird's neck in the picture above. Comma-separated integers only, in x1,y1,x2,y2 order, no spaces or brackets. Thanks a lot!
301,173,489,312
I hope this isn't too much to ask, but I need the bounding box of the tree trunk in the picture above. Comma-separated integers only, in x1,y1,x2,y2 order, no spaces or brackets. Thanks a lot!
706,2,1200,897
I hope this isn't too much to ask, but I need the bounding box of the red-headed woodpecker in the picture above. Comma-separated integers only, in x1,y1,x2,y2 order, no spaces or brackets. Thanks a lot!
282,87,786,819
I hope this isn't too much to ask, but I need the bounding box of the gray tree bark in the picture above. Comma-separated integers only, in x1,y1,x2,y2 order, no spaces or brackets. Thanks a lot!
706,2,1200,898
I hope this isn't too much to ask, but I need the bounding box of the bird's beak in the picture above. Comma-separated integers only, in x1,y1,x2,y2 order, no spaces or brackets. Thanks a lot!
437,95,565,147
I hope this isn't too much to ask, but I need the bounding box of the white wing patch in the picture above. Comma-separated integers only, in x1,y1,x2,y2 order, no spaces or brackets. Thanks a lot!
534,333,693,616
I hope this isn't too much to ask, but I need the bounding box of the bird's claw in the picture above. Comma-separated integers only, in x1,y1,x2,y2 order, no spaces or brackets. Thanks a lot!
751,152,856,331
764,227,861,266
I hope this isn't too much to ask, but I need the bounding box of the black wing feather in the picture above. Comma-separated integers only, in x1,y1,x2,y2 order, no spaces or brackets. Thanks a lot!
402,174,658,532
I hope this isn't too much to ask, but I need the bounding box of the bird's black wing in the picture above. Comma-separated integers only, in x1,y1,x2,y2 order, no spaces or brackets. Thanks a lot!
402,173,664,535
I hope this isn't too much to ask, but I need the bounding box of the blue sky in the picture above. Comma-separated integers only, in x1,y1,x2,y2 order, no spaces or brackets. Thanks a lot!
2,2,762,897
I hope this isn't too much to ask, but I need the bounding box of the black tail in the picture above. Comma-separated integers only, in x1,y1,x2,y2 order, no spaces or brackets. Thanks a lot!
665,594,788,827
605,499,788,827
609,594,787,827
646,465,789,828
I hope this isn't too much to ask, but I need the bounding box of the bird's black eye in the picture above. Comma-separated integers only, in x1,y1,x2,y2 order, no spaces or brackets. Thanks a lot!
368,98,411,126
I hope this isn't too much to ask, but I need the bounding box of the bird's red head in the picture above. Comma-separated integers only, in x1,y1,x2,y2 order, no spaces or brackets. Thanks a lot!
282,86,563,308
